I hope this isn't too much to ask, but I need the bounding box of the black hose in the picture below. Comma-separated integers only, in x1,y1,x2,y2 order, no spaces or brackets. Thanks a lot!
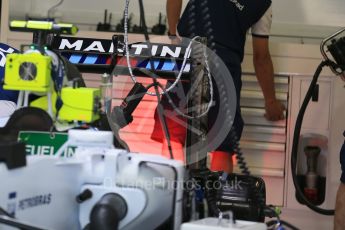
0,208,46,230
0,207,13,218
47,0,64,18
266,219,300,230
137,0,149,41
280,220,300,230
290,60,335,215
205,177,222,217
229,129,250,175
89,194,127,230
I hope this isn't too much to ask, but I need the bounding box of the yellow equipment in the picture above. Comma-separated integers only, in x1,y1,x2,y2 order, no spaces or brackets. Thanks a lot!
30,92,58,114
4,53,52,93
10,20,78,35
58,87,101,123
30,87,101,123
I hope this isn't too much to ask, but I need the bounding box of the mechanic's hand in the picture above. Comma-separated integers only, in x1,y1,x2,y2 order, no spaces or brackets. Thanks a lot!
168,30,181,45
169,35,181,45
264,99,286,121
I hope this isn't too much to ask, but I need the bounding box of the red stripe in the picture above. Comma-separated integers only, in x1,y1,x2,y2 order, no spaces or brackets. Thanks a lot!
116,57,138,66
105,57,112,64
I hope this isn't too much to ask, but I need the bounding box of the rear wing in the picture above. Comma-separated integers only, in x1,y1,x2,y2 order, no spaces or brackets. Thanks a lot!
51,35,192,80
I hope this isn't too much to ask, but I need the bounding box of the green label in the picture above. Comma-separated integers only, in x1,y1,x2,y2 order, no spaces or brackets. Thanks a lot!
18,131,75,157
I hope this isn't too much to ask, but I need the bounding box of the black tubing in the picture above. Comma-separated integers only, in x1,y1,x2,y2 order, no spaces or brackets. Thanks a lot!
290,61,335,215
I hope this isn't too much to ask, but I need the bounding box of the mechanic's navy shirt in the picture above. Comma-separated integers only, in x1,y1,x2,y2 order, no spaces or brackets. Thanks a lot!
175,0,272,150
178,0,272,65
340,131,345,183
0,43,19,102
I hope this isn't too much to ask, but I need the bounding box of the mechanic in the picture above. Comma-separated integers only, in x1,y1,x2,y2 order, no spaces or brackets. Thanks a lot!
151,0,285,172
334,131,345,230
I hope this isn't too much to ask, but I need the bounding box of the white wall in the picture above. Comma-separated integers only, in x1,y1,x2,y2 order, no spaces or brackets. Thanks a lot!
9,0,345,30
9,0,188,30
272,0,345,27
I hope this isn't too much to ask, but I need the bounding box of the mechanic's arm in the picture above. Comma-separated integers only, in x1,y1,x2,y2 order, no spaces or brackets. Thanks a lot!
166,0,182,35
252,37,285,121
335,183,345,229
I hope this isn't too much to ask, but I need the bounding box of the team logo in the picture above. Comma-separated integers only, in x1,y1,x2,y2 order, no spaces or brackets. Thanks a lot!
0,45,16,68
0,44,17,68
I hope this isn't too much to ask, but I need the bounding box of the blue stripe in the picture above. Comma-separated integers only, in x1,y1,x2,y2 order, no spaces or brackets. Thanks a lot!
69,54,82,64
137,60,148,68
161,61,175,71
145,60,160,69
84,55,98,64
